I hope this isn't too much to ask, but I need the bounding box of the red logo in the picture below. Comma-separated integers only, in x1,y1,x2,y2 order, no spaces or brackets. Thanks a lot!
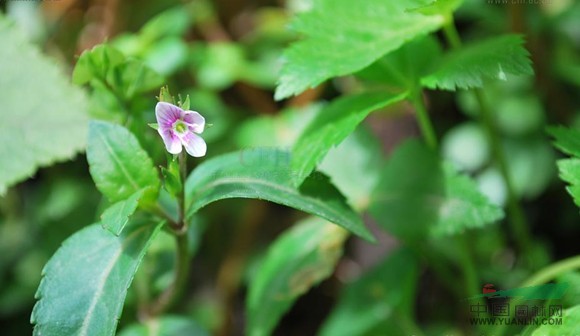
482,283,497,294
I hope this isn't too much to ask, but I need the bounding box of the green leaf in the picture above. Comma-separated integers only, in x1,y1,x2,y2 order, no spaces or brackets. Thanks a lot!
275,0,444,99
355,36,442,92
31,221,162,336
556,159,580,207
407,0,463,16
549,126,580,207
421,35,534,90
318,248,420,336
108,59,164,99
118,316,208,336
184,149,374,241
291,91,408,186
235,104,319,148
369,140,503,241
73,44,125,85
100,189,144,236
247,217,348,336
0,17,88,194
549,126,580,157
87,121,160,203
318,126,384,211
530,305,580,336
435,164,504,236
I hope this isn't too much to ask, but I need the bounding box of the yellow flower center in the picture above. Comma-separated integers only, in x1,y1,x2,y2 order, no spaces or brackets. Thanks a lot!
174,120,188,134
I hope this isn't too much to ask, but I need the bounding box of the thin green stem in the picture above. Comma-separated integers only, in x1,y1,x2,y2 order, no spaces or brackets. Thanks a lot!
176,151,187,233
521,254,580,287
443,18,462,49
411,95,438,150
475,91,531,254
144,232,189,317
143,152,191,317
443,19,532,256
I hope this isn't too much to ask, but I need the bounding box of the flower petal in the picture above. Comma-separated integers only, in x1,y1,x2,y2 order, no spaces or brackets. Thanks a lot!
158,128,182,154
183,111,205,134
180,132,206,157
156,102,183,130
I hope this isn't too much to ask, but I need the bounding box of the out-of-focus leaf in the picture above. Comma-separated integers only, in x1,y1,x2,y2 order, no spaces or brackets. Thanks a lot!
100,189,144,236
369,140,503,240
140,7,191,42
0,17,88,194
143,37,188,76
442,122,490,172
421,35,533,90
291,91,408,186
275,0,444,99
235,104,319,148
87,121,160,203
530,305,580,336
184,149,374,241
247,217,348,336
195,43,246,90
31,221,162,336
319,126,383,210
73,44,125,85
118,315,208,336
318,248,420,336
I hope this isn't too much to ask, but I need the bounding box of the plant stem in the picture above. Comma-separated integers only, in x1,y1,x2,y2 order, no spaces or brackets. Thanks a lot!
521,254,580,287
411,94,438,150
474,91,531,254
443,19,532,256
144,232,189,317
143,152,190,317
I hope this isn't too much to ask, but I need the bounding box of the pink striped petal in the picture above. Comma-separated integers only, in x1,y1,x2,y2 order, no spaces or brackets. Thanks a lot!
180,132,206,157
156,102,183,129
158,128,182,154
183,111,205,134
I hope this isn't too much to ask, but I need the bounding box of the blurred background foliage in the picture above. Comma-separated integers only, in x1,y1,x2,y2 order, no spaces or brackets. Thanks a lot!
1,0,580,335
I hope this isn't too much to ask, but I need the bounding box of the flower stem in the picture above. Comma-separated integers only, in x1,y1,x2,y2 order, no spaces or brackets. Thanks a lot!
143,151,190,317
143,232,189,317
443,19,532,256
411,94,438,150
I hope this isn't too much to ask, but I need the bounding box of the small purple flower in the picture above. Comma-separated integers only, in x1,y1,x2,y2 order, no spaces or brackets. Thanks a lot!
155,102,207,157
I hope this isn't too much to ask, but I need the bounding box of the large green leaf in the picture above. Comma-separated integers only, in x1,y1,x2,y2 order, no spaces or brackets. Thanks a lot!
318,248,420,336
421,35,534,90
549,126,580,207
118,316,208,336
0,16,88,194
369,139,503,241
247,217,348,336
87,121,160,203
100,189,145,236
184,149,374,241
291,91,407,186
31,221,162,336
530,305,580,336
274,0,444,99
